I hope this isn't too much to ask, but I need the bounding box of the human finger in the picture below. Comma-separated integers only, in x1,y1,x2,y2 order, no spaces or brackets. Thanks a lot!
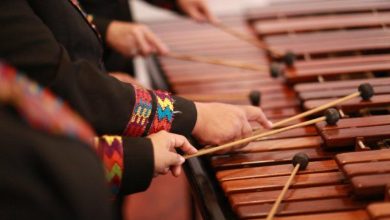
170,133,198,155
143,27,170,55
133,29,152,56
242,106,273,129
170,165,182,177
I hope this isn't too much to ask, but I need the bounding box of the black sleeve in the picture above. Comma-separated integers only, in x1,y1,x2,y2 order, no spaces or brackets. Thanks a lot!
0,0,196,137
121,138,154,194
0,108,114,220
92,15,112,43
142,0,184,14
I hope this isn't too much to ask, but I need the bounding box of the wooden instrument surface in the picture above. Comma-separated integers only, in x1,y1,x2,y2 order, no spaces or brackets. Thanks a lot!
336,150,390,197
316,115,390,147
147,0,390,219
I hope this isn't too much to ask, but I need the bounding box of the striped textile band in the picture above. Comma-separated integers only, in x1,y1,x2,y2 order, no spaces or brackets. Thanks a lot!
123,85,153,137
94,135,124,195
0,63,95,145
1,63,125,196
148,90,174,134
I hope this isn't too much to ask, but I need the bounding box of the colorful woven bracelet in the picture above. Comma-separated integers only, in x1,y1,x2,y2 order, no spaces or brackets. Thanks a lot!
94,135,124,195
123,86,153,137
147,90,174,135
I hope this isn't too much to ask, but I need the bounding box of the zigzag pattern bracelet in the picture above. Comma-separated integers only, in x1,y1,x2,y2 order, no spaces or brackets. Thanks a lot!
94,135,124,196
148,90,174,134
123,86,174,137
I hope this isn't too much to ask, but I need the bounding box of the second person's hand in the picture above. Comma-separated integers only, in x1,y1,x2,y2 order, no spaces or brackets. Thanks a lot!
106,21,169,57
148,131,197,177
192,102,273,148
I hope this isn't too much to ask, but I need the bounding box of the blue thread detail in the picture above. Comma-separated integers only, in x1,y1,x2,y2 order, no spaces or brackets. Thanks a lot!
157,106,173,121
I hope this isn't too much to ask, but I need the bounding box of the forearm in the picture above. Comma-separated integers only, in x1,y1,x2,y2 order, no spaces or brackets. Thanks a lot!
0,0,196,138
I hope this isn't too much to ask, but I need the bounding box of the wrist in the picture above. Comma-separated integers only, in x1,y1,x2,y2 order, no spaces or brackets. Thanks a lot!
192,102,205,137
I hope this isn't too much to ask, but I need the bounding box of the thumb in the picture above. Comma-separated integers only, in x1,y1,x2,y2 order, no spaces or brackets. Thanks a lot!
170,133,198,155
242,106,273,129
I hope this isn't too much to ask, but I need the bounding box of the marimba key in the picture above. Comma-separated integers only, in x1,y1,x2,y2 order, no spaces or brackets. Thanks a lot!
235,198,366,219
254,12,390,36
285,55,390,83
367,202,390,220
229,184,351,207
257,210,369,220
222,171,344,194
294,77,390,94
317,115,390,130
351,174,390,197
236,136,323,153
211,147,334,169
266,29,390,49
343,161,390,178
303,94,390,114
217,160,338,182
336,149,390,166
264,107,302,120
246,0,390,23
321,125,390,148
299,85,390,101
256,126,318,140
335,150,390,197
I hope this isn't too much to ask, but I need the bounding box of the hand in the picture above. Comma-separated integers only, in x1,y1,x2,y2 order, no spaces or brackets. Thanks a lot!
106,21,169,57
148,131,197,177
177,0,218,23
192,102,272,147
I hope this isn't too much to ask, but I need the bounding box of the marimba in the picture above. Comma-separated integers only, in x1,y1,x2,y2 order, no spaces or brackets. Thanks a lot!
146,0,390,219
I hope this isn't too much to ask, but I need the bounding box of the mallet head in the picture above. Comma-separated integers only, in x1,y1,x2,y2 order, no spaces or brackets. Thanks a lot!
292,153,309,170
283,51,296,67
358,83,374,101
270,62,283,78
324,108,340,126
249,90,261,106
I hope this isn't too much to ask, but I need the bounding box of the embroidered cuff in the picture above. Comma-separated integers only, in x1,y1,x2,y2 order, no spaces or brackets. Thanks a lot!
123,86,153,137
148,90,174,134
94,135,124,195
123,86,174,136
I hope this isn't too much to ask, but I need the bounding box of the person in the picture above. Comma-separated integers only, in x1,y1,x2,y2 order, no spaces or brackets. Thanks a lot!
78,0,217,74
0,62,199,219
0,0,271,200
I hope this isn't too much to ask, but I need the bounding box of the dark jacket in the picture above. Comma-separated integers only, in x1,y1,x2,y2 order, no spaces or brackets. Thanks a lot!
0,0,196,195
0,106,113,220
78,0,183,73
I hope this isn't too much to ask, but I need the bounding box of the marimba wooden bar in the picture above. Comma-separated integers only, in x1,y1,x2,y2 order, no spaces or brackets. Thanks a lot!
147,0,390,219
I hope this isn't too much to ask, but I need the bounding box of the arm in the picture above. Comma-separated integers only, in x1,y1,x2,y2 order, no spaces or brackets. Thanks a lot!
0,0,196,137
78,0,216,57
94,132,197,196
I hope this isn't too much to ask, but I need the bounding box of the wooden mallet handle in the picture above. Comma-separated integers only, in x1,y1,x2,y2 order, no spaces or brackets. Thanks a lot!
164,52,268,72
212,22,284,57
184,108,340,159
266,153,309,220
184,116,325,159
